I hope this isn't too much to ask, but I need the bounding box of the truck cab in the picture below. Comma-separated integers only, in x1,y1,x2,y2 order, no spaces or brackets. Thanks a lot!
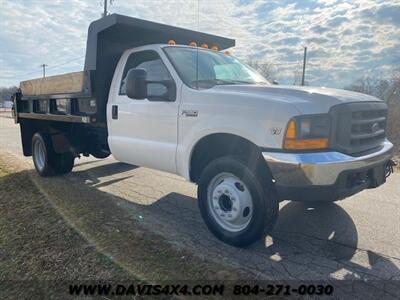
13,14,394,247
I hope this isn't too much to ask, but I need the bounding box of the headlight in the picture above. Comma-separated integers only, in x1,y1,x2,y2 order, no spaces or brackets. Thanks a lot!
283,114,330,150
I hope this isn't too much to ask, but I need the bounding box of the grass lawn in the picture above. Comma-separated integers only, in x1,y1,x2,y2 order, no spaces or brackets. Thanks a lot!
0,165,132,298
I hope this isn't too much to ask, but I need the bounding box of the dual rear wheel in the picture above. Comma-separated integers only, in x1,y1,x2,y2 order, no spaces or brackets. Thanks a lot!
32,132,74,176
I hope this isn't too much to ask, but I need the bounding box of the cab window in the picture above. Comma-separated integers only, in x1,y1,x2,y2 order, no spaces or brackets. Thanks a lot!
120,50,172,96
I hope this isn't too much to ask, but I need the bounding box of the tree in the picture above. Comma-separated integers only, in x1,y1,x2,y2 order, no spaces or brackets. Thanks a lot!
0,86,18,105
246,60,276,81
344,68,399,100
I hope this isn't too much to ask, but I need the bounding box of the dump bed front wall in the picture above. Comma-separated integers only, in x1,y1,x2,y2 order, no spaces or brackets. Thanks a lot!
83,14,235,122
20,71,88,96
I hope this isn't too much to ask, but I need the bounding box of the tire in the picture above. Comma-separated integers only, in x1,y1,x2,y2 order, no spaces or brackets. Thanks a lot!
32,132,74,176
90,149,110,159
53,151,75,174
197,156,278,247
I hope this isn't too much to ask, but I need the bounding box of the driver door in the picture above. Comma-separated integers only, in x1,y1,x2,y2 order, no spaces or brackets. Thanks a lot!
108,49,179,173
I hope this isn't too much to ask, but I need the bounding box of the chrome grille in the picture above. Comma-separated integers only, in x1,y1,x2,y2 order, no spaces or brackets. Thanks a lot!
330,102,387,154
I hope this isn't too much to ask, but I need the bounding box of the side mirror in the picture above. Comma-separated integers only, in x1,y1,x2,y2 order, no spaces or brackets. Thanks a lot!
272,80,279,85
126,68,147,99
147,80,176,102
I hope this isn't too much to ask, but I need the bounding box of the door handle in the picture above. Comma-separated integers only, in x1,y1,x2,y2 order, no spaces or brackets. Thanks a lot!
112,105,118,119
182,110,198,117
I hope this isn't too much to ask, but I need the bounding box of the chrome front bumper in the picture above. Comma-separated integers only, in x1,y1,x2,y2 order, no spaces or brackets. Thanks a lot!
262,140,394,187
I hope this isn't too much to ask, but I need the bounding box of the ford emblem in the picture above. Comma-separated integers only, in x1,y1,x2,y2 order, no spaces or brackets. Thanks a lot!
371,122,380,133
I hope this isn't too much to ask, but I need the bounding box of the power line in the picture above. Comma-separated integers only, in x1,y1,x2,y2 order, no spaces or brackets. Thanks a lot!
45,56,85,71
4,55,85,79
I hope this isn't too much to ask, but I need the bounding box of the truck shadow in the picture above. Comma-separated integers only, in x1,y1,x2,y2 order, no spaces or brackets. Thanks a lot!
270,201,358,261
145,194,400,281
72,161,137,188
35,161,400,282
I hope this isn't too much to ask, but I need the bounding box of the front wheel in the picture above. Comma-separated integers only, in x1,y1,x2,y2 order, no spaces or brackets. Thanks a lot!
197,156,278,247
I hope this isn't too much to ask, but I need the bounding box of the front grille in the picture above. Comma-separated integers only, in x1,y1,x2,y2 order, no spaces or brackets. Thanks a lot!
330,102,387,154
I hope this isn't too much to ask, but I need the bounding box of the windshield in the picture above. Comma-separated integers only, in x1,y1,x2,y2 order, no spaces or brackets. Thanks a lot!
164,46,268,89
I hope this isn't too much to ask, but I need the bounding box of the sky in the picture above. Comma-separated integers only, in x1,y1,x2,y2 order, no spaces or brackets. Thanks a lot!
0,0,399,88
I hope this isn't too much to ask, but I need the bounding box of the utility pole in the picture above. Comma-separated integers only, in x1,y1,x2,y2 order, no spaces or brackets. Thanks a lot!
301,46,307,86
103,0,107,17
102,0,114,17
301,47,307,85
40,64,48,78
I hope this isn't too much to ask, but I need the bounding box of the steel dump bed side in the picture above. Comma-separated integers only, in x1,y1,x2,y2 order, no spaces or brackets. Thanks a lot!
15,13,235,125
13,13,234,157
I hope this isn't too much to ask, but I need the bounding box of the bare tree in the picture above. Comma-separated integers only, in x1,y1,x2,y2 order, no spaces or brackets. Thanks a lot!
0,86,18,105
344,68,399,100
247,60,276,81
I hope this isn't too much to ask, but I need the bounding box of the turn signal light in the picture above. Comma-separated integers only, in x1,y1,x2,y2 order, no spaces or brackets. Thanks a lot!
285,120,296,139
284,138,329,150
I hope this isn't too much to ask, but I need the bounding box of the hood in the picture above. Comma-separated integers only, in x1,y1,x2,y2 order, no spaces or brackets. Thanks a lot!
211,84,382,114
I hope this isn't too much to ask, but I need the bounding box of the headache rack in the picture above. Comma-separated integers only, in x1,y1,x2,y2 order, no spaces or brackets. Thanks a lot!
13,14,235,126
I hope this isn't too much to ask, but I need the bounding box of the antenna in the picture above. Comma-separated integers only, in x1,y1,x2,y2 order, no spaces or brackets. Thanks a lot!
195,0,199,90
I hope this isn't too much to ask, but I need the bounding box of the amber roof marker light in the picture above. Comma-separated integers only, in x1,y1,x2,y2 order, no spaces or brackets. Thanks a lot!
167,39,176,45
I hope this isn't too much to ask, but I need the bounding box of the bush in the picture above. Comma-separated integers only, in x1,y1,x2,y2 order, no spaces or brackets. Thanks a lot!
387,100,400,161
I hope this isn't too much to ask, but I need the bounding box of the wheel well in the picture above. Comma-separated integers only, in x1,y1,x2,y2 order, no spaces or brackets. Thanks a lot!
189,133,272,183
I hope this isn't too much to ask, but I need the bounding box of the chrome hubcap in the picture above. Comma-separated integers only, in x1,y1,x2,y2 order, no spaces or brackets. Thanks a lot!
207,173,253,232
33,139,46,171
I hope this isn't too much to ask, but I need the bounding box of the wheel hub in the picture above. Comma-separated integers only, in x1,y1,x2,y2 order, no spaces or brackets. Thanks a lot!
208,173,253,232
33,139,46,171
218,194,232,212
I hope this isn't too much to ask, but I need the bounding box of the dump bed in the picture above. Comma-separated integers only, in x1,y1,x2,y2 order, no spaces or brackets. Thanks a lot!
14,13,235,125
20,71,90,96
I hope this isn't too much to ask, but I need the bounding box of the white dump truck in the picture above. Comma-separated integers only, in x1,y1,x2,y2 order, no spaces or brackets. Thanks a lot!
13,14,394,246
